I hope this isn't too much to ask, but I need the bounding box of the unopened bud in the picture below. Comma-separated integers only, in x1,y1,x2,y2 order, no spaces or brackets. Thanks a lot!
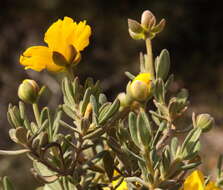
130,73,152,101
18,79,40,104
117,92,131,107
195,114,214,132
141,10,155,29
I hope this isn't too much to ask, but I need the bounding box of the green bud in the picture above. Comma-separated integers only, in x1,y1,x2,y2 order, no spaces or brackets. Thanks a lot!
117,92,132,108
195,114,214,132
18,79,40,104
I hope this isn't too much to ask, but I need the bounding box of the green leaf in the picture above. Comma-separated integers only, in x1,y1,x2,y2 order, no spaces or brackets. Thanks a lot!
2,176,14,190
90,95,98,124
40,107,49,125
137,112,152,147
125,71,135,80
170,137,179,158
181,162,201,170
99,93,107,105
180,128,202,159
14,127,28,145
62,105,76,119
153,78,165,104
63,77,75,106
153,100,169,117
155,49,170,80
80,87,92,115
128,112,140,147
165,74,174,89
0,149,30,156
99,99,120,124
152,121,166,147
217,155,223,178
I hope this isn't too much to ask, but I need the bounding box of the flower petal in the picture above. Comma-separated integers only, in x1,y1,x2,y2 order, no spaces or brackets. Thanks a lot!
71,20,92,51
205,181,220,190
44,17,91,61
44,17,76,56
20,46,51,71
20,46,63,72
183,170,205,190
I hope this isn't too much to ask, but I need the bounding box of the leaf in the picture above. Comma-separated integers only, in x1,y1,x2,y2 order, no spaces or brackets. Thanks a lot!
128,112,140,147
2,176,14,190
99,93,107,105
40,107,49,125
137,112,152,147
155,49,170,80
90,95,98,124
180,128,202,159
103,151,115,181
80,88,92,115
165,74,174,89
62,105,76,119
153,100,169,117
15,127,28,145
63,77,75,106
99,99,120,124
125,71,135,80
153,78,165,104
0,149,30,156
170,137,178,158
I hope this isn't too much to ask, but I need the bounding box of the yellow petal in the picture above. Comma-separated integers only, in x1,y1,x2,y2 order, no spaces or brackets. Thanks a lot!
20,46,51,71
205,181,221,190
182,170,205,190
20,46,64,72
71,20,92,51
44,17,74,54
44,17,91,61
133,73,152,86
115,180,128,190
111,171,128,190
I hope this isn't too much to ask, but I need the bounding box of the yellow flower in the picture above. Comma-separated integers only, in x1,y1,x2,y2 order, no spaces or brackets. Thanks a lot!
130,73,152,101
181,170,220,190
103,171,128,190
20,17,91,72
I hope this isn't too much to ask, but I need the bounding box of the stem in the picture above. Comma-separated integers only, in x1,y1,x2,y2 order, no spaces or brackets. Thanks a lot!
145,38,155,79
156,123,174,150
66,65,75,81
32,103,41,127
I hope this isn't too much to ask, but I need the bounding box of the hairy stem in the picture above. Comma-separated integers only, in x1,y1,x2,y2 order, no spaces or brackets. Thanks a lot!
145,38,154,79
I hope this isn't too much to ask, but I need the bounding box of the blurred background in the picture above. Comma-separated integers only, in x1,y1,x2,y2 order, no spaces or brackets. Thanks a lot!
0,0,223,188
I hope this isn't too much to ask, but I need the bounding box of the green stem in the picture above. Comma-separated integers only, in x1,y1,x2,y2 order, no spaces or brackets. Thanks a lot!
66,66,75,81
145,38,155,79
32,103,41,127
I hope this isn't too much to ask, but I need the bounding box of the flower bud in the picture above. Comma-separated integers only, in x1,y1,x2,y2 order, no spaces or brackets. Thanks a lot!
129,73,152,102
18,79,40,104
195,114,214,132
117,92,131,107
141,10,156,29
